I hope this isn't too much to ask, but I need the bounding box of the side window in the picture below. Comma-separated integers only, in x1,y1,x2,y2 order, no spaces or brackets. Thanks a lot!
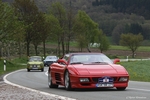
63,54,69,61
63,56,68,61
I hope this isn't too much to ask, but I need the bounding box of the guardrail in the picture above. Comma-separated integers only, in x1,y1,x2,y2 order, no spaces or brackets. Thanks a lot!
120,58,150,62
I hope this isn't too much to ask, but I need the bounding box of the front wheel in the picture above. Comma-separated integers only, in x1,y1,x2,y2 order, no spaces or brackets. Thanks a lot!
64,71,73,91
48,70,58,88
27,69,30,72
116,87,126,90
41,68,44,72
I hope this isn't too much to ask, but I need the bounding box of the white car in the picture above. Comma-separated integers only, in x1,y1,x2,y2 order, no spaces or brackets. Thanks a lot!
43,56,58,66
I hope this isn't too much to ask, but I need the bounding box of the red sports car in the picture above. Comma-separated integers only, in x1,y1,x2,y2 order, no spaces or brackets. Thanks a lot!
48,53,129,91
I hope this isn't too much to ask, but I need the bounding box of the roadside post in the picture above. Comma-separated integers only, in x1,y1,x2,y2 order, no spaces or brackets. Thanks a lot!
4,59,6,71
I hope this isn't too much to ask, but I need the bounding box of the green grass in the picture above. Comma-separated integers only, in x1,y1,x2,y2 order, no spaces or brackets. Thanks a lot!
46,41,150,52
121,60,150,82
0,57,27,76
110,45,150,52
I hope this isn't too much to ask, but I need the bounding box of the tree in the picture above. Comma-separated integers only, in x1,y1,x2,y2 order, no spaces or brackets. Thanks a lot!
73,10,99,52
13,0,39,56
120,33,143,58
0,1,15,41
112,24,125,45
31,12,44,56
50,2,67,56
11,21,25,58
95,29,110,53
0,1,25,58
65,0,75,53
44,14,62,56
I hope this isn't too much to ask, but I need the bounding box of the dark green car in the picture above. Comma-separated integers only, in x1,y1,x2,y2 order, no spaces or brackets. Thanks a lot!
27,56,44,72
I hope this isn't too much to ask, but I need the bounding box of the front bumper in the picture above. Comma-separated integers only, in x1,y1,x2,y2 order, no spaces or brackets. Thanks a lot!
27,64,43,70
69,75,129,89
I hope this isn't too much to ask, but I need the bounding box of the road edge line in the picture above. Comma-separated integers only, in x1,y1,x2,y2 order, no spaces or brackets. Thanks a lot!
3,69,76,100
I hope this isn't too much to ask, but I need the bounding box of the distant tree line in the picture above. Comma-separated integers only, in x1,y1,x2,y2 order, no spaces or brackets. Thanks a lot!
92,0,150,19
0,0,144,59
0,0,110,59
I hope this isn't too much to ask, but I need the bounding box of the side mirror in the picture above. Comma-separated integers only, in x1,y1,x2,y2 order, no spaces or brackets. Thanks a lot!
113,58,120,64
57,59,68,65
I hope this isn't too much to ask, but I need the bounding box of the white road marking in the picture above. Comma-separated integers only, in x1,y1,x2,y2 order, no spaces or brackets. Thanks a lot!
128,88,150,92
3,69,76,100
45,70,48,76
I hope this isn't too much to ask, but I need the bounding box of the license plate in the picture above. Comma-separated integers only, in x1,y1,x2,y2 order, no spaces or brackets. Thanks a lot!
96,76,114,87
96,83,114,87
32,67,38,69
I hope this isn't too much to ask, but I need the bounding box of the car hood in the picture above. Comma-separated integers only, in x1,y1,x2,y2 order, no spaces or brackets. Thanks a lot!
71,64,128,75
28,62,43,64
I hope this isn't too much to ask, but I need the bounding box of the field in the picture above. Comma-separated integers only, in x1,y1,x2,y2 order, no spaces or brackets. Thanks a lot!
121,60,150,82
42,43,150,59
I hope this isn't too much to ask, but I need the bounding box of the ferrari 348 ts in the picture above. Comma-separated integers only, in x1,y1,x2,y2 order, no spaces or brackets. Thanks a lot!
48,53,129,91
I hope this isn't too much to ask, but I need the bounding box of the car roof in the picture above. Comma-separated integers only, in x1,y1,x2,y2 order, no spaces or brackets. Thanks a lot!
67,52,103,55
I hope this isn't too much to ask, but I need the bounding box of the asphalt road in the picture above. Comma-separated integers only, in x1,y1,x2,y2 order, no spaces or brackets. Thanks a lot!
4,67,150,100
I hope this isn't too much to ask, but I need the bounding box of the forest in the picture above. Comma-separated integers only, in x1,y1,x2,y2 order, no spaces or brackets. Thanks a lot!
1,0,150,58
29,0,150,45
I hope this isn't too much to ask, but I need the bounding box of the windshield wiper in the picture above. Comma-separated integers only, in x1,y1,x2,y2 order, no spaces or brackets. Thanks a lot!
91,62,102,63
70,62,83,64
91,62,108,64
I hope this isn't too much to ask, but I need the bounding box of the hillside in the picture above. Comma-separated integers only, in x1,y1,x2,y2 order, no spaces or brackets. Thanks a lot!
2,0,150,45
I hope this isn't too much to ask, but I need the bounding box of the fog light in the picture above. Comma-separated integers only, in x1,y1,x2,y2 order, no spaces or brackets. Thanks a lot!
119,77,128,81
80,78,89,82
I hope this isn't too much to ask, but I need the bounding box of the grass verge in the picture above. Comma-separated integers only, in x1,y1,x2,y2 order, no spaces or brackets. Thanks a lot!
121,60,150,82
0,57,27,76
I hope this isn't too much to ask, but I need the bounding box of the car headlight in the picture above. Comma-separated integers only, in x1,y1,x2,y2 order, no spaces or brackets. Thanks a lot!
80,78,89,82
119,77,128,81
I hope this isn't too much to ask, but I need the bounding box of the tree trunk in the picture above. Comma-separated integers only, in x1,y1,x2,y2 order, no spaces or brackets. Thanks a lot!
18,42,22,58
35,45,38,56
43,40,46,57
26,42,30,56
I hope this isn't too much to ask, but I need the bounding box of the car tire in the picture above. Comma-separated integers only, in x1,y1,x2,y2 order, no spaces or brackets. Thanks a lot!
27,69,30,72
41,68,44,72
116,87,126,90
48,70,58,88
64,70,73,91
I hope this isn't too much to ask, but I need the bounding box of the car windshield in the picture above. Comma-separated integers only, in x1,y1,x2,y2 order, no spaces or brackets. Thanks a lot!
70,54,113,64
29,56,42,62
46,56,57,59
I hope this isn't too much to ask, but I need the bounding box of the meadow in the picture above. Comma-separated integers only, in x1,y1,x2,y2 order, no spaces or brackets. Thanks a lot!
121,60,150,82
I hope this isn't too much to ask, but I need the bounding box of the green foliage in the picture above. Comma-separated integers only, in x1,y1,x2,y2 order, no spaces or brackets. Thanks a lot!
73,10,99,52
120,33,143,58
95,29,110,52
13,0,40,56
95,0,150,19
49,2,67,55
0,1,21,41
0,58,26,76
121,60,150,82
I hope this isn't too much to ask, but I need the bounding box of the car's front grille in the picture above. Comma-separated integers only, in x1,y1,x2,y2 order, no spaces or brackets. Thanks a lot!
32,65,37,67
92,77,118,83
